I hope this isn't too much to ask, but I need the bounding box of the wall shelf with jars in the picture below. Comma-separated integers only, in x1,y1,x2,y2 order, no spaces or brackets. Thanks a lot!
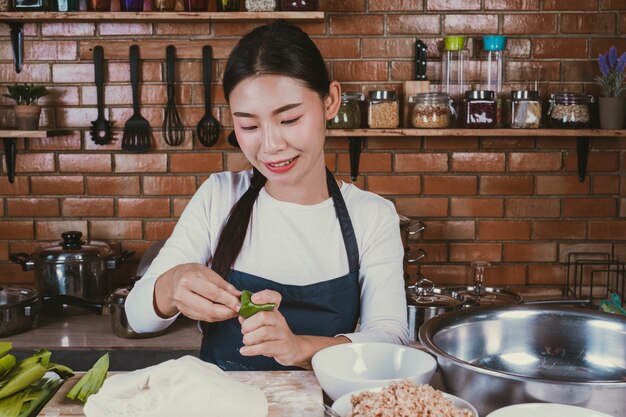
325,128,626,183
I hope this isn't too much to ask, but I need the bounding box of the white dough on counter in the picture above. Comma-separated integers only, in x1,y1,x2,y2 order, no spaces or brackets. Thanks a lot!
83,356,268,417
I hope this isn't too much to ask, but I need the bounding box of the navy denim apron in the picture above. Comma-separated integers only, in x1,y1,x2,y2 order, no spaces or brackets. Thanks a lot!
200,169,360,371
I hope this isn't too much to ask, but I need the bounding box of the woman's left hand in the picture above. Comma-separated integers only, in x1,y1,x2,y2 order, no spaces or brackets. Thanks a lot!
238,290,305,367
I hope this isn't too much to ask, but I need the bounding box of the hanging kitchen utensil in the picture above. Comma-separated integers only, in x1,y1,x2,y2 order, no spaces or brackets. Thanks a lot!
90,46,113,145
196,45,221,147
122,44,152,152
162,45,184,147
402,39,431,127
227,130,240,148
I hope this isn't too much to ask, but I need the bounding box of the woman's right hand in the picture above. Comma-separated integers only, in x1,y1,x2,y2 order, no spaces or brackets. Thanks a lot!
153,263,241,323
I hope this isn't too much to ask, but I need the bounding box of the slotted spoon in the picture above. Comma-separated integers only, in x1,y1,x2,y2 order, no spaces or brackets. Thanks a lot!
162,45,184,146
90,45,112,145
196,45,220,147
121,44,152,152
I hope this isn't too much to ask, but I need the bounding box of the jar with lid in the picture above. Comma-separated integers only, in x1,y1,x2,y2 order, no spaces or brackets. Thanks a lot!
368,91,400,129
510,90,541,128
440,35,470,121
480,36,508,127
548,93,593,129
215,0,238,10
245,0,275,10
12,0,47,10
154,0,175,11
464,90,497,128
54,0,79,10
119,0,143,10
280,0,317,11
89,0,111,11
409,92,454,128
328,92,363,129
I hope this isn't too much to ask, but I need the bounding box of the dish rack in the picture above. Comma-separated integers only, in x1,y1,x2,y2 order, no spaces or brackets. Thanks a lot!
566,252,625,313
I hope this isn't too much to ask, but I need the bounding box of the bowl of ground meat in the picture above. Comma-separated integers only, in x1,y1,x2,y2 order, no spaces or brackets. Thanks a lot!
331,380,478,417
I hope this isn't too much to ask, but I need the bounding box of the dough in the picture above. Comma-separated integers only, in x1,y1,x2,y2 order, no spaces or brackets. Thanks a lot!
83,356,268,417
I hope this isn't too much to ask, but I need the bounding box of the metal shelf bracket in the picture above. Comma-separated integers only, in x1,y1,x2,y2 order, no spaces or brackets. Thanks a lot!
7,22,24,73
348,137,362,181
576,136,590,183
3,138,17,183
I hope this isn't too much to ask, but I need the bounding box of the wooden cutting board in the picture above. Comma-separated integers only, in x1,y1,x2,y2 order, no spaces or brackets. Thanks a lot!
40,370,323,417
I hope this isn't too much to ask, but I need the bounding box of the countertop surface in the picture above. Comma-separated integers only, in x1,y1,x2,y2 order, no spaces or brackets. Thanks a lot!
41,371,323,417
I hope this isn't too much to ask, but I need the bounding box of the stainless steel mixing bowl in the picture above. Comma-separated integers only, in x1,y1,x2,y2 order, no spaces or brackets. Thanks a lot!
419,305,626,417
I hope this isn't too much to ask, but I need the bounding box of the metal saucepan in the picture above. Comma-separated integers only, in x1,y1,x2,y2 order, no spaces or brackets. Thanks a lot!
0,287,41,337
420,305,626,416
106,283,166,339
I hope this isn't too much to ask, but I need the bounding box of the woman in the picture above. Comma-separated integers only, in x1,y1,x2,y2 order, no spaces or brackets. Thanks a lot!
126,21,408,371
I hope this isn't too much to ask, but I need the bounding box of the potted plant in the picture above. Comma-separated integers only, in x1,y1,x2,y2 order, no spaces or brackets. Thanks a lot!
596,46,626,129
2,83,51,130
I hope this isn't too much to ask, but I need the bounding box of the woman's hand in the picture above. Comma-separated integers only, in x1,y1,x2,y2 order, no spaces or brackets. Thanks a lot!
154,263,241,323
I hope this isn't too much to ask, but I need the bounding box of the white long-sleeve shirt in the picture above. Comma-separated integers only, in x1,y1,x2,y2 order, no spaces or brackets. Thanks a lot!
126,170,409,345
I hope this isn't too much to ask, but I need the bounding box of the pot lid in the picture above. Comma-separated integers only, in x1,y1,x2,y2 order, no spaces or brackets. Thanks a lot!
406,279,465,308
451,286,523,306
0,287,38,309
33,231,113,263
105,286,132,305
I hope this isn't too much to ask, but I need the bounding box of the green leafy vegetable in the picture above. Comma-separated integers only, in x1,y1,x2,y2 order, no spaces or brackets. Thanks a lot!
0,355,17,378
66,353,109,403
0,342,12,358
17,376,63,417
238,290,277,319
46,363,74,379
0,351,50,400
0,384,40,417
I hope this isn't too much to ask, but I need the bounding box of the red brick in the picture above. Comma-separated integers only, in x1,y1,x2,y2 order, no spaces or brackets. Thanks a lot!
544,0,598,9
561,60,600,82
114,154,167,173
56,107,99,128
7,198,60,217
422,220,475,240
169,153,224,173
98,23,152,36
527,264,567,285
536,175,590,195
450,243,502,262
154,23,211,35
503,14,558,34
87,176,140,196
172,198,191,217
24,41,77,61
367,175,420,195
329,14,384,35
363,38,415,58
0,177,29,195
367,137,423,151
423,137,479,150
31,176,84,195
0,242,7,261
589,220,626,240
535,137,578,150
478,220,531,240
338,153,392,173
11,153,55,173
62,198,115,217
394,153,449,172
333,61,389,82
320,0,365,11
0,221,34,239
508,152,562,172
387,14,440,34
480,176,533,195
601,0,626,9
533,220,586,240
443,14,499,34
118,198,171,218
558,243,612,262
423,176,477,195
622,198,626,217
563,197,618,218
565,151,619,173
0,264,34,285
484,0,539,10
533,38,588,59
109,107,162,129
508,61,560,82
36,221,87,240
562,13,616,34
419,265,471,285
451,152,505,172
41,23,95,37
503,243,557,262
427,0,479,9
368,0,422,11
90,220,142,240
143,176,197,196
394,197,449,217
52,64,94,83
482,265,527,286
108,62,162,83
29,133,82,151
313,38,360,59
145,221,177,241
0,64,51,83
506,198,560,218
59,154,112,173
450,197,504,217
593,175,619,195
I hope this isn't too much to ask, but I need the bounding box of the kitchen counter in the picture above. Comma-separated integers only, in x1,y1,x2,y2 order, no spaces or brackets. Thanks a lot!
41,370,323,417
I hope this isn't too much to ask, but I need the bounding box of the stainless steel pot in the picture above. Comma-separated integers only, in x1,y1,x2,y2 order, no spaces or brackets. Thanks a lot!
406,278,464,342
10,231,134,315
0,287,40,336
106,285,166,339
419,305,626,416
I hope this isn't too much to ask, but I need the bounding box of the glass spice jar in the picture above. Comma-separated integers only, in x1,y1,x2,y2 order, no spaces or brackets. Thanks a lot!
154,0,175,10
409,92,454,129
55,0,79,10
548,93,593,129
215,0,239,10
510,90,541,129
328,92,363,129
12,0,47,10
245,0,275,10
464,90,497,128
280,0,317,11
368,90,400,129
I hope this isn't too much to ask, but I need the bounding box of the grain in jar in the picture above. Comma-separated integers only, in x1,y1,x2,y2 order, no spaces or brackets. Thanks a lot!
368,90,400,129
328,92,364,129
409,92,454,128
548,93,593,129
510,90,541,128
245,0,276,10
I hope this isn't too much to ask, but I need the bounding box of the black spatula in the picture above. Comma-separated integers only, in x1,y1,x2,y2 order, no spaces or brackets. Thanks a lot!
121,45,152,152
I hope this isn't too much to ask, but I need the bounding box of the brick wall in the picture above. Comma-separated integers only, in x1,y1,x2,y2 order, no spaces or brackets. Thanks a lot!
1,0,625,289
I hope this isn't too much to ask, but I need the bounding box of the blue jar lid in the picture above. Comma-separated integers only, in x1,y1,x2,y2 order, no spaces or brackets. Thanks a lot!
483,35,506,51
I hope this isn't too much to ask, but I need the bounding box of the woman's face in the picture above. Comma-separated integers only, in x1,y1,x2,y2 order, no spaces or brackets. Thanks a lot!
229,74,340,201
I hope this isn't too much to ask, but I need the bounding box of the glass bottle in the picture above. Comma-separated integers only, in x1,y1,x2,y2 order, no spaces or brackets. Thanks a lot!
280,0,318,11
480,35,508,127
409,92,454,128
154,0,175,10
12,0,47,11
548,93,594,129
440,35,470,123
215,0,239,10
55,0,79,10
328,92,364,129
368,91,399,129
464,90,497,128
510,90,542,129
119,0,143,10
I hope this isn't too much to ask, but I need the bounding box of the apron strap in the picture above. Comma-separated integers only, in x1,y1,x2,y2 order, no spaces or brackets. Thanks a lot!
326,168,360,273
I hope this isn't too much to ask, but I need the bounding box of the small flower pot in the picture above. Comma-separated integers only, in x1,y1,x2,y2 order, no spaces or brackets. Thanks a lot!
599,96,626,129
14,105,41,130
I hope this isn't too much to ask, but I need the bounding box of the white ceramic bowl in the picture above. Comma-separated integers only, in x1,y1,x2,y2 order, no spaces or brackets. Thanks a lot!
486,403,615,417
311,342,436,401
331,386,478,417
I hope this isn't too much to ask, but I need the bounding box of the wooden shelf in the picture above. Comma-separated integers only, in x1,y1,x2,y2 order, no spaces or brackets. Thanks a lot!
326,128,626,137
0,11,324,22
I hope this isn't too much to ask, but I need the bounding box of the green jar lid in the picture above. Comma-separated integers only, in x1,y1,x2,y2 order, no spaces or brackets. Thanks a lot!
444,36,466,51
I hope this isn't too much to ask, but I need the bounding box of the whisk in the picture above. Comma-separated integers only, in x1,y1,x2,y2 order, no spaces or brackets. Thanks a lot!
163,45,184,147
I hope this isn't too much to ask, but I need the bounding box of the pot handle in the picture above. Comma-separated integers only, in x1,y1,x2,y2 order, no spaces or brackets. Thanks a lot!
106,250,136,269
407,220,426,236
406,248,427,263
9,252,35,271
44,295,104,315
25,300,43,316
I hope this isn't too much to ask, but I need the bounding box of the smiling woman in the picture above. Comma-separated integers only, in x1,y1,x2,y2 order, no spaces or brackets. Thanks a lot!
125,20,409,372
